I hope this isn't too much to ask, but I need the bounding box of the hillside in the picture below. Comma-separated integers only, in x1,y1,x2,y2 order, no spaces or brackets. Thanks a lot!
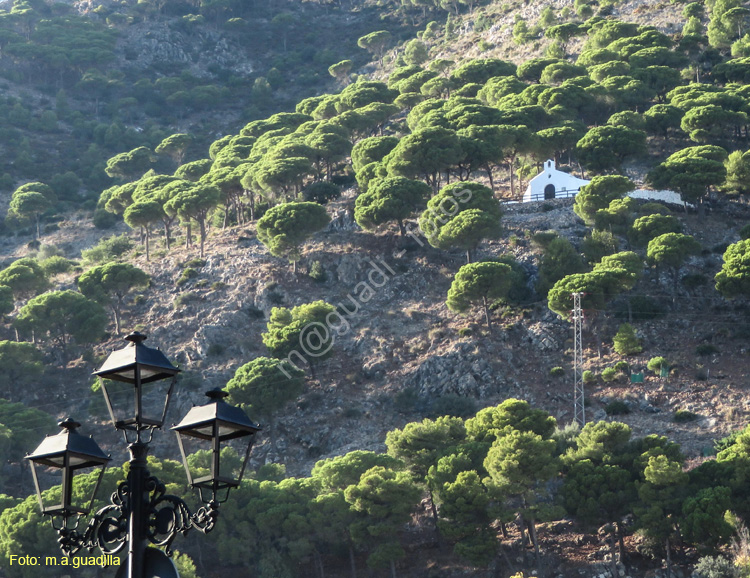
2,0,750,577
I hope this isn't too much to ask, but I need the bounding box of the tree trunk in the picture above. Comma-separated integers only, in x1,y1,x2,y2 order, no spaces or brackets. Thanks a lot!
249,190,256,221
616,521,627,569
610,526,618,578
665,536,672,578
145,227,150,261
428,488,440,538
348,544,357,578
466,248,472,263
113,303,122,336
398,219,405,237
199,219,206,258
483,296,492,331
389,559,397,578
529,521,542,577
35,214,40,239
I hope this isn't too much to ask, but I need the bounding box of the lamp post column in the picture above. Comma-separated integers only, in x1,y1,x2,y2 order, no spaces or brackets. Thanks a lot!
127,442,149,578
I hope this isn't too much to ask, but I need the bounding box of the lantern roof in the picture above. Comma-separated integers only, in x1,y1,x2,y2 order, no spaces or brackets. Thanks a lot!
93,332,180,384
26,418,110,469
172,389,261,442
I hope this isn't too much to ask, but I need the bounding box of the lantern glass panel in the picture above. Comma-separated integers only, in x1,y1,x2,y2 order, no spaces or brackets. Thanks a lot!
31,460,106,516
100,378,134,429
100,375,175,431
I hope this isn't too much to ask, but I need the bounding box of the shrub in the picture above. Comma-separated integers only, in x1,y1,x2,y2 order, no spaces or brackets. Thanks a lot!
174,292,200,309
605,400,630,415
673,409,698,423
638,202,670,215
177,267,199,286
184,258,206,268
613,323,642,355
601,367,617,382
696,343,719,356
693,555,733,578
530,230,558,248
740,223,750,240
211,281,227,290
582,229,618,264
394,387,420,413
682,273,707,289
582,370,596,384
458,327,473,337
647,356,669,375
81,234,133,264
550,366,565,378
429,394,477,418
614,361,629,372
206,343,225,357
40,256,73,275
309,260,327,282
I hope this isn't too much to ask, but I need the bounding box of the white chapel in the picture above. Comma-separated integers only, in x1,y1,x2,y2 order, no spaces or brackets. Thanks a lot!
522,159,591,203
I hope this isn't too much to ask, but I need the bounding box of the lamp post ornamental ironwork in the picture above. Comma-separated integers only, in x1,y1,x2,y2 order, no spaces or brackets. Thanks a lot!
26,332,261,578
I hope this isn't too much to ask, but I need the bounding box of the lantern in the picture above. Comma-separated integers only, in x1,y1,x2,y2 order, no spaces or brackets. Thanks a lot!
173,389,261,503
26,418,110,519
93,332,180,441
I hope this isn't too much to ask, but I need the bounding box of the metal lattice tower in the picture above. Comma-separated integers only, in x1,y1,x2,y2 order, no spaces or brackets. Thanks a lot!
572,292,585,427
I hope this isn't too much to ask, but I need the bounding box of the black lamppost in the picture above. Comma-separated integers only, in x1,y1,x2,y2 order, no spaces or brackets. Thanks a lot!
26,332,261,578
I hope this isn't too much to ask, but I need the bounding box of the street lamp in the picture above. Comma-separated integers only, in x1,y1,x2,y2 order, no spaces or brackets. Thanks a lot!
26,332,262,578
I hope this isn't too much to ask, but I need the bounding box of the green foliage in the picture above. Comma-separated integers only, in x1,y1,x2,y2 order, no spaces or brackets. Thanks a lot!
547,268,627,319
302,181,341,205
105,146,153,180
16,290,107,358
674,409,699,423
582,229,618,264
0,398,55,461
647,233,701,292
262,300,336,368
354,177,430,236
716,239,750,299
351,136,399,173
346,467,419,569
308,261,326,283
550,366,565,378
466,398,556,442
696,343,720,356
429,394,477,419
226,356,305,424
0,341,43,397
614,361,629,372
446,261,514,329
81,234,133,265
0,258,49,299
257,202,330,270
648,146,728,205
722,150,750,198
601,367,617,382
419,182,502,260
386,416,466,480
77,262,149,334
576,125,646,174
647,356,669,375
39,256,73,276
613,323,642,355
693,555,734,578
582,370,596,384
536,237,586,297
